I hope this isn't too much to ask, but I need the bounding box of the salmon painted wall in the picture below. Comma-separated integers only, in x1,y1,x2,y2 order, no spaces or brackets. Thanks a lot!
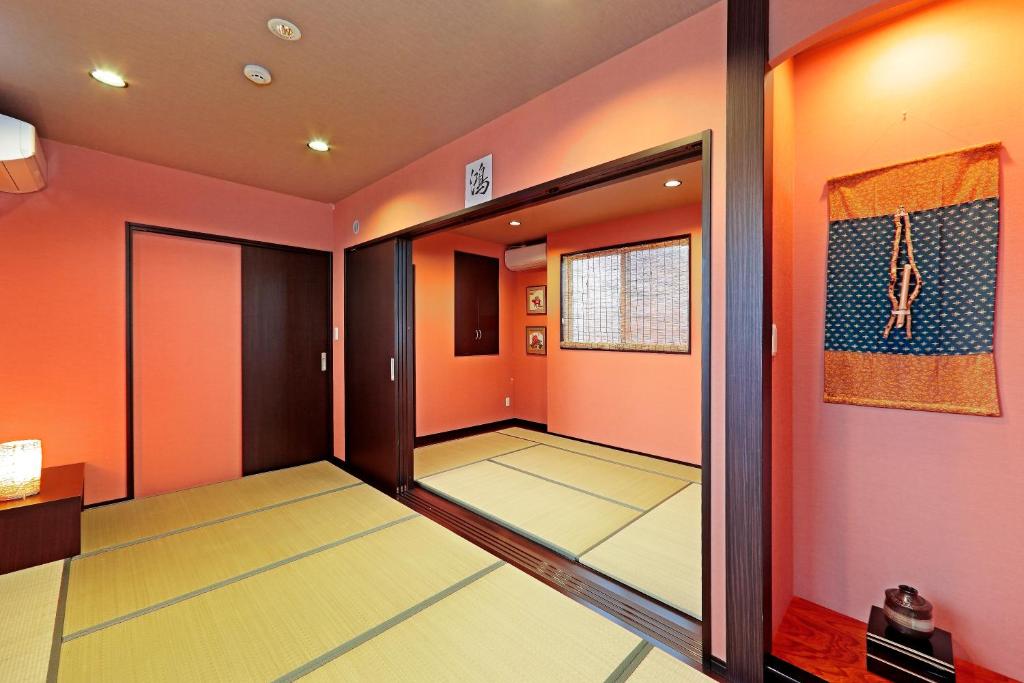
781,1,1024,675
546,205,702,463
512,268,548,425
0,139,333,503
133,233,241,497
413,232,515,436
768,59,796,638
332,2,727,654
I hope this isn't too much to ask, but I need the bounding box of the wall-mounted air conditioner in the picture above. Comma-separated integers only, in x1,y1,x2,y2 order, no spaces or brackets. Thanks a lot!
1,114,47,194
504,242,546,271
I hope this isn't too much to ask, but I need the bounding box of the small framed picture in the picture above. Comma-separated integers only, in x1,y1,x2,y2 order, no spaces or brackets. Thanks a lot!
526,326,547,355
526,285,547,315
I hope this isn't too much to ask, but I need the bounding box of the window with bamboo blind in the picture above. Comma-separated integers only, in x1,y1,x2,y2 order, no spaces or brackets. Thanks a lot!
560,236,690,353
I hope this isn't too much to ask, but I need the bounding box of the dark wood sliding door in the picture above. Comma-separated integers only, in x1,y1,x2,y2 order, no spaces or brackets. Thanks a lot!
344,238,414,494
242,246,332,474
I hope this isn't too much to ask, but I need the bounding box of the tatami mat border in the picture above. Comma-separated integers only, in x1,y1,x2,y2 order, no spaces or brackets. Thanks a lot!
606,641,655,683
489,459,645,512
417,478,583,559
497,430,697,482
45,560,71,683
77,482,362,559
273,561,505,683
420,442,538,479
578,483,693,557
62,512,418,642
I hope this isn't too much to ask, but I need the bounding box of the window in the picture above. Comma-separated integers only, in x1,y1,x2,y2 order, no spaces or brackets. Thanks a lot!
560,236,690,353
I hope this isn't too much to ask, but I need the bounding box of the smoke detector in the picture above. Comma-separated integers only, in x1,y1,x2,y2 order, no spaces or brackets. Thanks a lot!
243,64,272,86
268,18,302,41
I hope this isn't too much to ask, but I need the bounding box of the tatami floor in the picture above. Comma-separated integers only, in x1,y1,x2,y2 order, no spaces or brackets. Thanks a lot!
3,461,709,682
415,427,703,619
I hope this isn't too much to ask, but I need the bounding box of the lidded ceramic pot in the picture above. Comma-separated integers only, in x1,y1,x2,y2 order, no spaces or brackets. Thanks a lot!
883,585,934,639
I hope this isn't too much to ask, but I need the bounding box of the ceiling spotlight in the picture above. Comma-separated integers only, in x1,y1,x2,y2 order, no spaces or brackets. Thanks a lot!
664,179,682,188
307,139,330,152
509,220,521,226
90,69,127,88
268,17,302,41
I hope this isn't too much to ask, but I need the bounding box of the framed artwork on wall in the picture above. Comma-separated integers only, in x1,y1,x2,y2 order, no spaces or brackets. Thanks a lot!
526,285,547,315
526,326,547,355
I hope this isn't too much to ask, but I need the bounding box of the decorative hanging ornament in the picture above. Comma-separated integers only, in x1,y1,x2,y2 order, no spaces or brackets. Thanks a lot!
883,206,923,339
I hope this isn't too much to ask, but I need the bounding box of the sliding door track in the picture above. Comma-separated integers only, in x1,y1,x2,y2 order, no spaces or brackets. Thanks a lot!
399,485,703,667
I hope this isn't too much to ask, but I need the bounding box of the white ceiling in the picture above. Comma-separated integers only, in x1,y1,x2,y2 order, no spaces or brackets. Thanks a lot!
0,0,716,202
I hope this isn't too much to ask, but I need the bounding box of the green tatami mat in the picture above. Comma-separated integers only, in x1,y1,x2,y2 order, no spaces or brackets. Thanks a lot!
494,444,686,510
419,460,639,557
580,484,702,618
414,432,529,479
81,461,358,553
302,564,642,682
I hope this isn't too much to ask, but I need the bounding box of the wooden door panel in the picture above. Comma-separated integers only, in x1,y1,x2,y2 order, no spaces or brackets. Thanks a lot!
454,251,499,356
345,240,411,492
242,247,331,474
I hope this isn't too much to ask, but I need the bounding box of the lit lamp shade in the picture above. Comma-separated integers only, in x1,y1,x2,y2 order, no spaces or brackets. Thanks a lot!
0,439,43,501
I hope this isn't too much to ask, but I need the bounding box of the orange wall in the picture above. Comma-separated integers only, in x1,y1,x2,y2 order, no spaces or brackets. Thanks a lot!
512,268,548,425
133,233,242,497
0,139,332,503
547,205,702,463
331,3,728,654
768,59,796,638
779,1,1024,675
413,232,515,436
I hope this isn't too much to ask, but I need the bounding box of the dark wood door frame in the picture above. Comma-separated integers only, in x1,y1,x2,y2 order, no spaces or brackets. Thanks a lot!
725,0,772,681
358,131,715,661
121,222,334,503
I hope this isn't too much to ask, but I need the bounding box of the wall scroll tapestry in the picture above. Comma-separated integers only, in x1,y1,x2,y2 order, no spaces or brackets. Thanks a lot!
823,143,1001,416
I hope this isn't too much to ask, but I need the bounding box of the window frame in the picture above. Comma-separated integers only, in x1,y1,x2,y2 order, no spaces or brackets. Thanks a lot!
559,233,692,354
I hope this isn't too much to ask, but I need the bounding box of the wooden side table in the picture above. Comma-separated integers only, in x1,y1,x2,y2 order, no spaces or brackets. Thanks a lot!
0,463,84,575
773,597,1016,682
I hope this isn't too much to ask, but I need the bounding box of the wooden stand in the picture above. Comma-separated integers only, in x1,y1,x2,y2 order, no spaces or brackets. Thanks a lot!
773,598,1015,683
0,463,83,575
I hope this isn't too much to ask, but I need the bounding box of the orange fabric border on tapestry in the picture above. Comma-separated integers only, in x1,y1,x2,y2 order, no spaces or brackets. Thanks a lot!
823,350,1000,417
828,143,1000,221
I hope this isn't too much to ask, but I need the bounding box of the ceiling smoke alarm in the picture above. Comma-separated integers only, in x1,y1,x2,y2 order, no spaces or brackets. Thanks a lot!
243,64,273,86
268,18,302,41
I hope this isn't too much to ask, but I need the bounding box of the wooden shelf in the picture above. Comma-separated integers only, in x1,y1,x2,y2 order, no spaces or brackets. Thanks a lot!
772,597,1016,682
0,463,84,574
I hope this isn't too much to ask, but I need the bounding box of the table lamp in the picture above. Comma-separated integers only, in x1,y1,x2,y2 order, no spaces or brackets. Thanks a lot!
0,439,43,500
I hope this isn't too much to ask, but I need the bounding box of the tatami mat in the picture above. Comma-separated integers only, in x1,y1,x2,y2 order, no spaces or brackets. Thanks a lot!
628,646,712,682
581,484,702,618
302,564,642,682
499,427,702,483
64,484,412,636
0,560,64,683
494,444,686,510
57,517,498,682
414,432,528,479
419,460,639,557
81,461,358,553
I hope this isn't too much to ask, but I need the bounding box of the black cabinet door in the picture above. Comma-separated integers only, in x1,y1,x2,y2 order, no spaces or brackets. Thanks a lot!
242,246,332,475
454,251,499,356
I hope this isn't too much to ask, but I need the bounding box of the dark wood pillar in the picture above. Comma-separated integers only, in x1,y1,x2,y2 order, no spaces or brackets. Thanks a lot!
725,0,772,681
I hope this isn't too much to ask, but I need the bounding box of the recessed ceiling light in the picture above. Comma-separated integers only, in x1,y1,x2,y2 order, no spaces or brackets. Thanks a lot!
268,17,302,41
307,139,330,152
509,220,521,226
90,69,127,88
664,179,682,188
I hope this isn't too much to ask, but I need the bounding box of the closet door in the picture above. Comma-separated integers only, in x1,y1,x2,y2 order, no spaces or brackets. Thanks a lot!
454,251,499,356
242,247,332,474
